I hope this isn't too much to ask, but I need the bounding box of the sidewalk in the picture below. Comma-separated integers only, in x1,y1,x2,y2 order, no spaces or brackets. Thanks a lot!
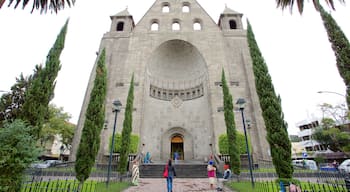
122,178,234,192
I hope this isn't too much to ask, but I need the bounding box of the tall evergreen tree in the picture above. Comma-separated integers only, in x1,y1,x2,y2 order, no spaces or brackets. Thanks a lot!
221,69,240,175
247,20,293,179
75,49,107,190
117,74,134,174
20,20,68,140
319,4,350,109
0,73,35,126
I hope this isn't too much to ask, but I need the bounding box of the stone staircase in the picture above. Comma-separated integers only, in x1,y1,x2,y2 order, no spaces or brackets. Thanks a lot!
140,161,208,178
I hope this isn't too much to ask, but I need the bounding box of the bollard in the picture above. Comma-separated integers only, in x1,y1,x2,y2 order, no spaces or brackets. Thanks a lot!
279,181,286,192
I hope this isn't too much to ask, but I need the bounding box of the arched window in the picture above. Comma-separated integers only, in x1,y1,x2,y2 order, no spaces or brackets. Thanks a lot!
151,22,159,31
182,5,190,12
116,22,124,31
162,4,170,13
172,22,180,31
229,20,237,29
193,21,201,30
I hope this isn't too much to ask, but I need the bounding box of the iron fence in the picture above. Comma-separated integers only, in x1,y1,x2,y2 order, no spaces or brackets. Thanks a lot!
21,177,98,192
20,162,131,192
253,180,348,192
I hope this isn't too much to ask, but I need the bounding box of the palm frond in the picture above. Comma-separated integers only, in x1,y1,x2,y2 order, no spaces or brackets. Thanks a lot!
2,0,75,13
276,0,346,14
0,0,5,8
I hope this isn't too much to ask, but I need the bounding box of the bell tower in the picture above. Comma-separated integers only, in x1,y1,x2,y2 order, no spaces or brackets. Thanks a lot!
218,6,243,31
109,8,135,33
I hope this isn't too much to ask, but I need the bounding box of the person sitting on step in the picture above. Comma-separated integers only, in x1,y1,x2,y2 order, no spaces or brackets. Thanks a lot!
216,164,232,191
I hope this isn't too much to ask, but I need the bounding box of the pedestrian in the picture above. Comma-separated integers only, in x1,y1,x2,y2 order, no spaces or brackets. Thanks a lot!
216,164,231,191
131,160,139,186
174,151,179,164
144,152,152,163
332,160,339,170
207,160,216,190
289,182,301,192
163,159,176,192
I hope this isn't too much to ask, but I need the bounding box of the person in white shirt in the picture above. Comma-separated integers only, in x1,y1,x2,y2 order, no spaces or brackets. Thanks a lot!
216,165,232,191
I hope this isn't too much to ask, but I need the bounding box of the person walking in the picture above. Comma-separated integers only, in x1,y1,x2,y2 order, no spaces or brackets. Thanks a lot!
163,159,176,192
207,160,216,190
131,160,139,186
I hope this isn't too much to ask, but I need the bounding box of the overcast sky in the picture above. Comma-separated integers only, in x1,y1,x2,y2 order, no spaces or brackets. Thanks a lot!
0,0,349,134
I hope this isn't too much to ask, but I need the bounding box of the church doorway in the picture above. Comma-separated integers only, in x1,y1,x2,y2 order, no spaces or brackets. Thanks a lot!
171,135,184,160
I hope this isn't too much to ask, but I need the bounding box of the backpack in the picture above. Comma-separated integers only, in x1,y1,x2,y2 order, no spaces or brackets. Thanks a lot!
223,169,231,179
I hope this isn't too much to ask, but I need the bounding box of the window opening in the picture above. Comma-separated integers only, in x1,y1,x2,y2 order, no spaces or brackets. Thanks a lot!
117,22,124,31
151,22,159,31
172,22,180,30
162,5,170,12
182,5,190,12
193,22,201,30
229,20,237,29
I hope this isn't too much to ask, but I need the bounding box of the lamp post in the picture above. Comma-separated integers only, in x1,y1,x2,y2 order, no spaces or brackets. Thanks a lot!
0,90,9,94
236,98,254,188
317,91,346,98
106,99,122,187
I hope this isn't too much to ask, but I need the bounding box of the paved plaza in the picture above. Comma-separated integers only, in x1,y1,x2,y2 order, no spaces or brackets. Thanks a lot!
122,178,234,192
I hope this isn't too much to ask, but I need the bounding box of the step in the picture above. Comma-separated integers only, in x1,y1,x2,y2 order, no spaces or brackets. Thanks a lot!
140,163,209,178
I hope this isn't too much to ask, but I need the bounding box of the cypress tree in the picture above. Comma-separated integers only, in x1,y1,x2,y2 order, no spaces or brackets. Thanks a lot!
75,49,107,189
319,4,350,109
117,74,134,174
20,20,68,140
246,20,293,179
221,69,240,175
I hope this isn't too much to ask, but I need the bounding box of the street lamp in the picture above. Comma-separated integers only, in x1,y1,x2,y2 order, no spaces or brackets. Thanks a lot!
317,91,346,98
236,98,254,188
0,90,9,94
106,99,122,187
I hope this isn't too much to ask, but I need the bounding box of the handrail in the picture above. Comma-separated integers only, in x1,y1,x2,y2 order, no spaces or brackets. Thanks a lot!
214,153,225,173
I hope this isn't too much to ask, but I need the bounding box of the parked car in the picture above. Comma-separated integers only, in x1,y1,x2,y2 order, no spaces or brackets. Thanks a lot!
338,159,350,173
31,160,63,169
292,159,318,170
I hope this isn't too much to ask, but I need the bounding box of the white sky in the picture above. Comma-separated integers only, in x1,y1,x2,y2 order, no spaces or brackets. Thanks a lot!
0,0,349,135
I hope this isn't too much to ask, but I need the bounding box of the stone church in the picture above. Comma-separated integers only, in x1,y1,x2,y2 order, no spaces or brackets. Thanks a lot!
70,0,271,164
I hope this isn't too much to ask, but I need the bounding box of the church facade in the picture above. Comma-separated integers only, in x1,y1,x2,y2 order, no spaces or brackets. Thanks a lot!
70,0,271,163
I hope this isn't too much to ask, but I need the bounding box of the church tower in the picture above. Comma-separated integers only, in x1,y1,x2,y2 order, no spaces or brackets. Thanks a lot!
71,0,271,164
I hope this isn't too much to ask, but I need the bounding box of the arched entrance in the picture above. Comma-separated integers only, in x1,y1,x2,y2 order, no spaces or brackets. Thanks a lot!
171,135,184,160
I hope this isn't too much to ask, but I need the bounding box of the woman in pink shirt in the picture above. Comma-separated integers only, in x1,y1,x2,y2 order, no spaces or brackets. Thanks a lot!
207,160,216,190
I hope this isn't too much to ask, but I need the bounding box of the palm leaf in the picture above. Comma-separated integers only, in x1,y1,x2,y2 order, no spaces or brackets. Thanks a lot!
276,0,345,14
2,0,75,13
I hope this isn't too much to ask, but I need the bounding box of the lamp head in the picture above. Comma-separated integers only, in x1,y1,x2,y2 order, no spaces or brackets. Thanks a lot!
236,98,246,110
113,100,122,112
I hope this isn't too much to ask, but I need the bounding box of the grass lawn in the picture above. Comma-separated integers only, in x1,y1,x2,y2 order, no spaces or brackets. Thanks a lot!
227,181,347,192
95,181,131,192
21,180,131,192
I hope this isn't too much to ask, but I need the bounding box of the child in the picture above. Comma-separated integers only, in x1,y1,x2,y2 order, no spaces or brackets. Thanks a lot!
207,160,216,190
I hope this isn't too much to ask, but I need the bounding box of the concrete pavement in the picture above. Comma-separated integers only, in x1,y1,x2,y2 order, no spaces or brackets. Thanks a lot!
122,178,234,192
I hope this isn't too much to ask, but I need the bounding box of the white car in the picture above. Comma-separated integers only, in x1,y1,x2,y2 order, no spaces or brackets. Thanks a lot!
292,159,318,170
338,159,350,173
31,160,62,169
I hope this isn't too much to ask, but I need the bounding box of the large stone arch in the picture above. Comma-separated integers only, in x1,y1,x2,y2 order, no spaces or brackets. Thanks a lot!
147,39,207,85
139,39,213,162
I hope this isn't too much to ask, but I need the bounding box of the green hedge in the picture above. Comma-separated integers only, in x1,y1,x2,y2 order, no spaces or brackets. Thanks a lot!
109,133,139,153
218,132,251,154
